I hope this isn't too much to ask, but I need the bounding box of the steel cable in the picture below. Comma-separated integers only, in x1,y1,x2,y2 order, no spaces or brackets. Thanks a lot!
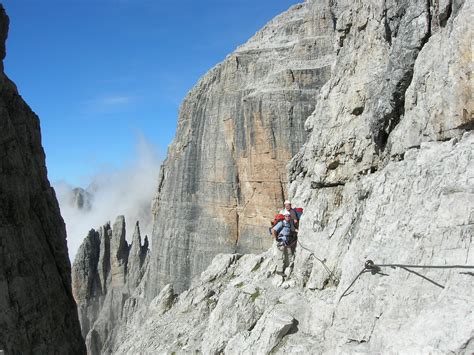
338,260,474,301
297,239,340,284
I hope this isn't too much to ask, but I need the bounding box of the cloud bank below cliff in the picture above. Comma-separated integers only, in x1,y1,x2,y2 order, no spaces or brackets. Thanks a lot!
54,136,162,261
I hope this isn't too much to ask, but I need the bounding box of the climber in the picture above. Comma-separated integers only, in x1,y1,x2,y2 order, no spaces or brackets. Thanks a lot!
280,200,298,225
272,211,298,247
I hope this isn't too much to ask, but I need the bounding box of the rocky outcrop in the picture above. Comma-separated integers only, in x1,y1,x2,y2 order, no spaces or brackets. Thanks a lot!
109,0,472,353
148,1,335,294
288,0,471,191
118,132,473,354
0,5,85,354
72,216,149,354
70,187,92,211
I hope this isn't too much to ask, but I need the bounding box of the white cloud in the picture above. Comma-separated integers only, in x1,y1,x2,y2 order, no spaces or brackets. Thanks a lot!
83,94,137,114
100,95,135,106
54,135,161,261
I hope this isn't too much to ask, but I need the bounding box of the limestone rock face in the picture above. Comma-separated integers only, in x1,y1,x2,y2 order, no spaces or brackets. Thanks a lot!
289,0,471,189
149,0,335,295
117,132,473,354
110,0,473,353
71,216,149,354
0,5,85,354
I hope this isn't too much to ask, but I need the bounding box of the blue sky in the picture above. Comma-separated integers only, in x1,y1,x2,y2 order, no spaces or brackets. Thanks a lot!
2,0,301,186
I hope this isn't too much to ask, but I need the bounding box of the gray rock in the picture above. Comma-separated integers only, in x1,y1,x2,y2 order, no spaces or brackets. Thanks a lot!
72,229,102,338
126,221,149,291
112,0,473,354
148,284,175,316
147,0,336,295
72,216,150,354
72,0,473,353
115,133,473,355
289,0,471,190
224,307,296,354
70,187,92,211
0,5,85,354
388,0,472,155
109,216,128,288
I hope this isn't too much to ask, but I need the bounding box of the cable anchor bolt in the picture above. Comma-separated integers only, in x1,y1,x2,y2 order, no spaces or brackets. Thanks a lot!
365,259,375,269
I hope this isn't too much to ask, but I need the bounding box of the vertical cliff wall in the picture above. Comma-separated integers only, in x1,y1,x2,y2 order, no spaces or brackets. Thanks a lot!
289,0,471,190
149,1,335,294
0,5,85,354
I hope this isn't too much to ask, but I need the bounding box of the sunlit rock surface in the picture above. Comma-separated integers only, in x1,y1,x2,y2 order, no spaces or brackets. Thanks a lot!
76,0,473,353
148,1,335,295
118,131,473,354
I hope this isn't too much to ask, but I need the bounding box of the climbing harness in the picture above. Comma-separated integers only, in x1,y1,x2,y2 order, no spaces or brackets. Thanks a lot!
339,259,474,301
297,240,340,284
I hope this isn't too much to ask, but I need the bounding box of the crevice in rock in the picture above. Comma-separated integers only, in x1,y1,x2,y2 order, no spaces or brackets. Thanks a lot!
439,0,453,27
311,181,346,189
321,277,331,290
330,7,337,31
459,336,474,352
422,0,432,48
156,166,166,194
337,23,352,48
247,320,258,332
233,170,242,251
288,69,295,83
279,179,286,204
383,9,392,45
347,338,367,344
99,226,111,295
358,166,378,176
228,112,242,251
235,56,240,70
269,114,278,159
452,120,474,132
374,2,432,153
285,319,299,336
374,68,413,152
438,136,458,142
234,210,240,251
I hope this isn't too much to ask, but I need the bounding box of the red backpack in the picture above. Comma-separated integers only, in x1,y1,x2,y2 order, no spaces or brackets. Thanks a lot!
294,207,303,220
271,213,285,227
269,213,285,235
